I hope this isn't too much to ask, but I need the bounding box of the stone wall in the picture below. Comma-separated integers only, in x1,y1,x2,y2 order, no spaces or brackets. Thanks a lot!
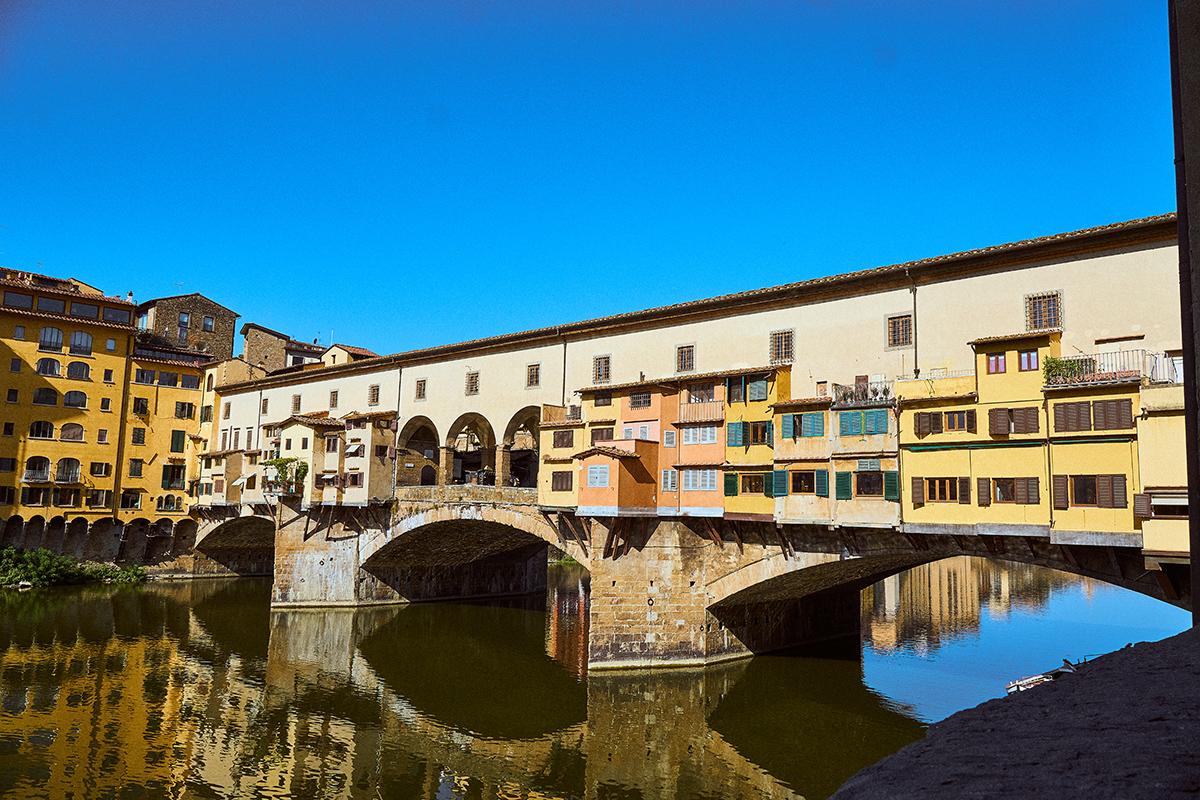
143,294,238,360
242,326,287,372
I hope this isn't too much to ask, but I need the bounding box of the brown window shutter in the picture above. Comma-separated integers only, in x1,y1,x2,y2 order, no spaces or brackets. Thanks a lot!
914,412,926,436
958,477,971,504
1080,402,1093,431
1066,402,1080,432
930,413,943,434
966,409,976,433
989,407,1010,436
1133,492,1152,519
1092,400,1108,431
1014,477,1029,505
1053,403,1068,432
1116,399,1133,429
1027,477,1040,505
1111,474,1127,508
1097,475,1114,508
1053,475,1069,510
1011,408,1026,434
977,477,991,506
911,476,925,505
1025,407,1041,434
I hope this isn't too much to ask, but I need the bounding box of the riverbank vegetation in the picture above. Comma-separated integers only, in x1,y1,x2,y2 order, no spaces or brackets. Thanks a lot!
0,548,146,588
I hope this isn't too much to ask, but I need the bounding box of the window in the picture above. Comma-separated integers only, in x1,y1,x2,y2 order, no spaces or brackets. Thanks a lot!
749,421,772,445
120,490,141,510
69,331,92,355
60,423,84,441
552,430,574,448
591,427,614,444
415,379,427,400
662,469,678,492
36,358,60,376
104,307,131,324
104,369,114,383
1019,349,1039,372
158,372,178,387
135,369,155,384
3,291,32,309
791,471,816,494
464,372,479,396
200,405,213,422
179,311,190,328
90,462,112,477
30,421,54,439
64,391,86,408
663,430,676,447
105,338,116,352
203,315,215,332
21,487,49,506
8,358,18,373
132,428,146,445
206,374,216,391
325,436,339,453
0,459,13,472
291,395,301,414
368,384,381,405
526,364,540,388
688,384,715,403
676,345,695,373
300,437,308,449
12,325,24,339
23,456,50,482
1071,475,1097,506
592,355,611,385
856,471,885,496
840,409,889,436
170,430,186,453
100,398,111,411
53,488,81,507
987,353,1006,374
887,314,913,347
374,444,388,458
5,389,16,403
33,388,58,406
630,392,651,409
67,361,89,380
87,489,111,508
682,468,717,491
133,397,149,415
682,425,717,445
97,429,108,444
55,458,81,483
175,402,195,419
344,472,364,488
587,465,609,488
551,471,573,491
925,477,959,502
945,411,969,431
70,301,98,319
594,391,612,407
37,297,66,314
769,329,794,365
1052,401,1092,433
181,374,199,389
161,464,186,490
329,390,339,409
747,378,768,402
741,473,765,494
129,459,144,477
1026,291,1061,330
1,423,10,436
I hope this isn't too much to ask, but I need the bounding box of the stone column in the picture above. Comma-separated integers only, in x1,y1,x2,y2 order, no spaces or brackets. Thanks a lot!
438,446,455,485
495,444,512,486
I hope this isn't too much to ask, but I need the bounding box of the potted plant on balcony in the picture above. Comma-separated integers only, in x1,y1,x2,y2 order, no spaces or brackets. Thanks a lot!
263,457,308,495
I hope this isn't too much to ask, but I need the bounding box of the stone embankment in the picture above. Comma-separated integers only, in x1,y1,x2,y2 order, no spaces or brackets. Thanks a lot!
834,627,1200,799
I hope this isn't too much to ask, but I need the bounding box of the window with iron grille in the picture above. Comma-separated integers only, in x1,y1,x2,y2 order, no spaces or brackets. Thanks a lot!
662,469,678,492
415,379,426,400
1026,291,1061,330
551,471,573,491
329,390,338,409
769,330,794,365
591,427,614,444
464,372,479,396
887,314,913,348
552,430,574,448
368,384,381,405
291,394,301,413
630,392,651,409
676,345,695,373
131,428,146,446
594,391,612,407
592,355,611,385
526,364,540,388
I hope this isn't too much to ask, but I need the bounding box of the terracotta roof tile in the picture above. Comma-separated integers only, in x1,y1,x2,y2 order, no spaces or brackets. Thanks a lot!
571,445,641,460
969,328,1062,345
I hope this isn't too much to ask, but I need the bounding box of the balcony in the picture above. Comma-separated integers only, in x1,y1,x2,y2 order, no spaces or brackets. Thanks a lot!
679,400,724,424
542,404,582,424
832,380,894,408
22,470,50,483
1044,350,1178,389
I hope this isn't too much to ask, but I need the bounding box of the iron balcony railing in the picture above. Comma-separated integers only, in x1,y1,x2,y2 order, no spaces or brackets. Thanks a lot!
831,380,894,408
1044,349,1179,388
22,469,50,483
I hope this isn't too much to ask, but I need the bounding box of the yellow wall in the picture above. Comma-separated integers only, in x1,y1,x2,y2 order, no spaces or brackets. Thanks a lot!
1049,440,1139,533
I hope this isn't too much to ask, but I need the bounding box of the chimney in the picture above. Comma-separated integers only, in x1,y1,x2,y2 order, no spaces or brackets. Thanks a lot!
126,291,134,303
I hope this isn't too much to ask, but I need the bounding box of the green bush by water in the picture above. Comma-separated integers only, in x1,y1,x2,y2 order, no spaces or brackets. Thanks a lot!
0,548,146,588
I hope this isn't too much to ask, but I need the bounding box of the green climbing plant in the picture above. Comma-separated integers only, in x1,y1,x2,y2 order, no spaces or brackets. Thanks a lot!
263,457,307,493
1042,356,1077,386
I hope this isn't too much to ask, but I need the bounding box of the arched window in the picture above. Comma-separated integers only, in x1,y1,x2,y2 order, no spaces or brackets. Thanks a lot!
32,388,58,406
206,374,214,391
66,361,90,380
23,457,50,482
60,423,84,442
38,327,63,352
63,391,87,409
29,421,54,439
69,331,92,355
55,458,80,483
36,358,60,376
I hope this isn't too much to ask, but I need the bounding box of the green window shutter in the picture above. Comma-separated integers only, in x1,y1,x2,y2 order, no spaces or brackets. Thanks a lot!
772,469,788,497
815,469,829,497
765,420,774,446
781,414,794,440
170,429,186,453
835,471,852,500
748,378,768,401
724,472,739,496
865,409,888,435
726,422,742,447
883,470,899,501
161,466,171,490
839,412,863,437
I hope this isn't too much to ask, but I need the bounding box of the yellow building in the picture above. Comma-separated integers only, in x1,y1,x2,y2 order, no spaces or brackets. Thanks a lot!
723,367,789,521
771,397,833,525
538,403,583,509
1136,383,1188,557
827,377,900,527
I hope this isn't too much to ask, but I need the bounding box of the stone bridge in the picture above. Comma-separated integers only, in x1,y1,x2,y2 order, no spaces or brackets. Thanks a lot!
186,485,1191,669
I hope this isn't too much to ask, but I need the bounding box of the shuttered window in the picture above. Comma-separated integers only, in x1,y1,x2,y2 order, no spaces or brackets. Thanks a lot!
814,469,829,497
747,378,769,402
911,476,925,505
1092,399,1134,431
586,465,609,488
771,470,788,497
791,471,816,494
834,471,852,500
552,430,574,448
977,477,992,506
913,411,944,436
864,409,888,435
591,427,614,444
800,412,824,437
1061,474,1127,508
662,469,678,492
551,471,572,491
988,407,1011,435
1053,402,1092,432
724,472,739,496
726,421,744,447
592,356,611,385
883,470,899,501
683,469,718,491
1133,493,1153,520
958,477,971,504
839,412,863,437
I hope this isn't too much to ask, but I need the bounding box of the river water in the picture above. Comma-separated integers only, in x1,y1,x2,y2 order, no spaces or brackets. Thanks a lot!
0,558,1188,799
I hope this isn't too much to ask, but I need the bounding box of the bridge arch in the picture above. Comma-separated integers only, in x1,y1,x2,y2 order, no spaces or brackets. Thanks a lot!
194,513,276,576
397,415,439,460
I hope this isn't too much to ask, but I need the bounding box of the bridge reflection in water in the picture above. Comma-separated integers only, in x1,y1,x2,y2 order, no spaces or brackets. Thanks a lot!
0,560,1185,800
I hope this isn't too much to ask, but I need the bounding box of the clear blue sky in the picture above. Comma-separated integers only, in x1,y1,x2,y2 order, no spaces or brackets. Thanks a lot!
0,1,1175,355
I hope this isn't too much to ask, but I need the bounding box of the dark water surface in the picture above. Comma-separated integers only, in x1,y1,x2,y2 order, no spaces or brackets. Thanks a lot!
0,559,1188,799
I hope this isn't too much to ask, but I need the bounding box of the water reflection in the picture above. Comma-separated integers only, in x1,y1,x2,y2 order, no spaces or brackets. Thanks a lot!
0,558,1187,799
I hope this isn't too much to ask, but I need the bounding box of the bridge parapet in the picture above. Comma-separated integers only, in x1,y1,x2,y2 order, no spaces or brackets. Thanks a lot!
394,484,538,506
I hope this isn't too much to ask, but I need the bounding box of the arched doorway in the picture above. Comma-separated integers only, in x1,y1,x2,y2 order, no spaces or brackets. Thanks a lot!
445,413,498,485
503,406,541,488
397,416,440,487
420,465,437,486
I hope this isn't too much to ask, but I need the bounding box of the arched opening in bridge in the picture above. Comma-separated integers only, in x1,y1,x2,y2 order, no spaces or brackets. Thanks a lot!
502,406,541,488
195,515,276,576
396,416,440,487
445,413,497,485
2,515,24,549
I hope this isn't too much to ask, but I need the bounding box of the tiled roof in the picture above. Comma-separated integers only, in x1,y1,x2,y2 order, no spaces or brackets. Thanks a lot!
897,392,978,406
0,305,134,330
968,328,1062,345
571,445,640,460
579,365,776,394
771,396,834,409
137,292,238,315
329,343,378,358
